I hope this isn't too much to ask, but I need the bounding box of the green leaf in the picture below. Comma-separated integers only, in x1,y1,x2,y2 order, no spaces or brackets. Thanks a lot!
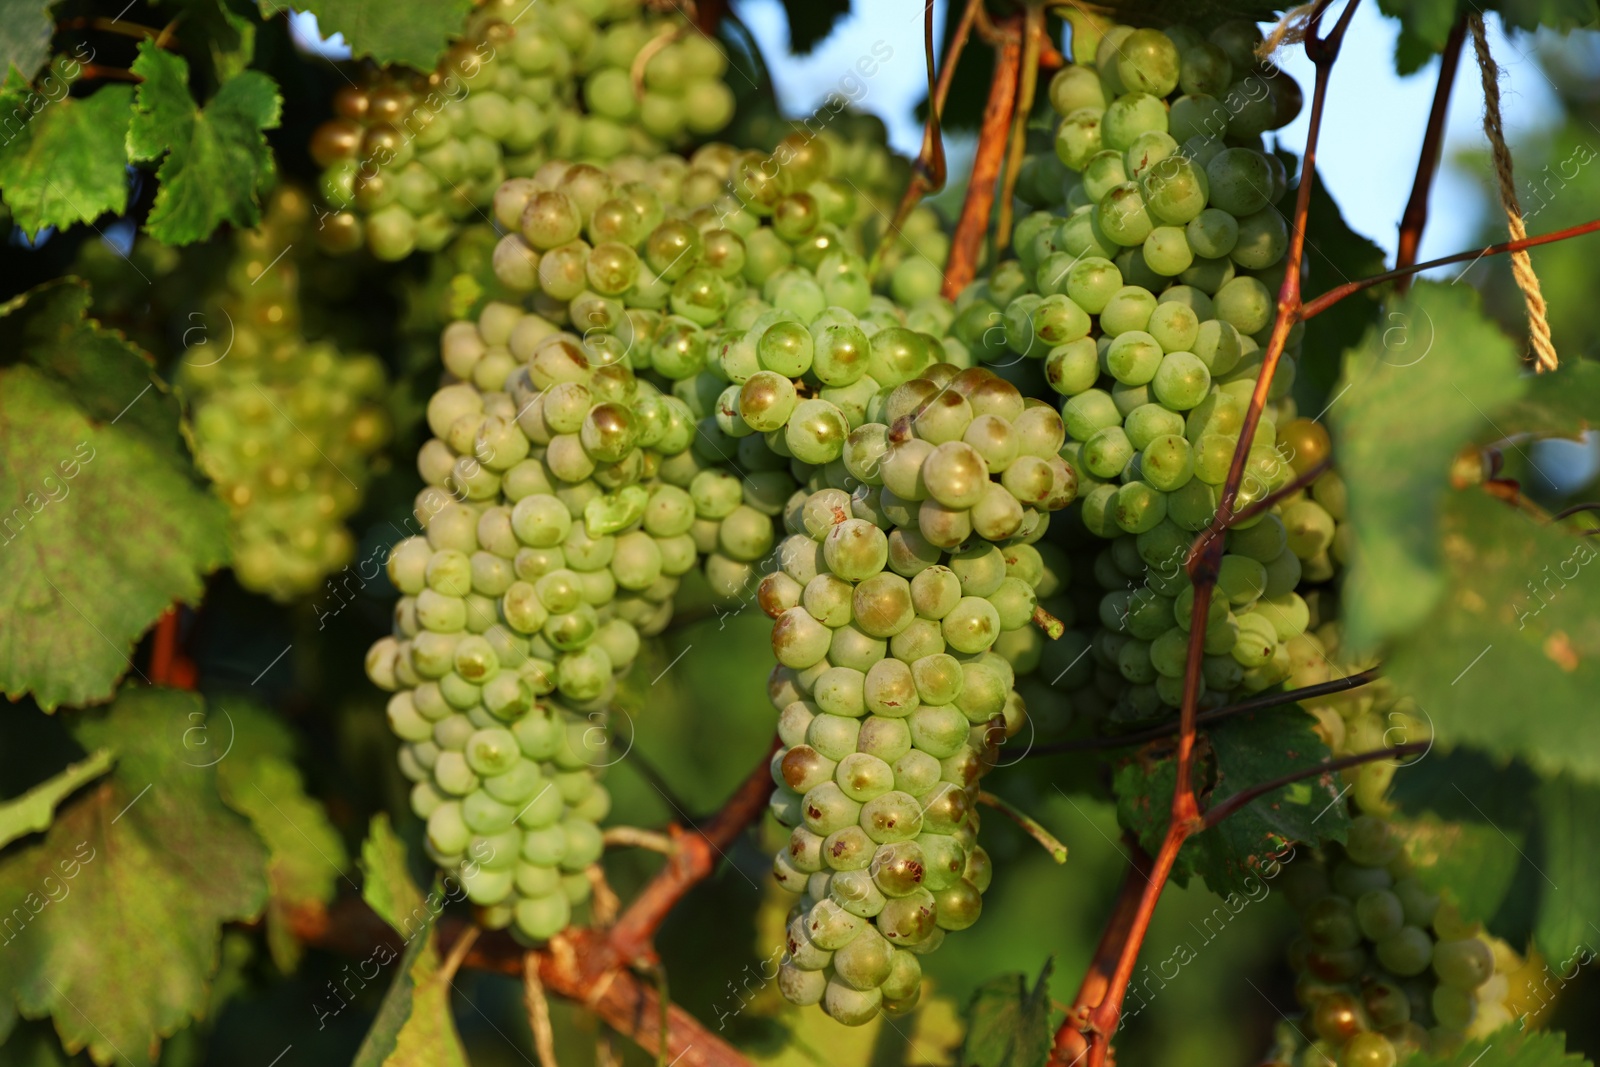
1331,281,1524,654
1114,712,1349,896
0,688,269,1067
0,280,230,711
1191,711,1350,897
1389,749,1536,934
1386,490,1600,781
155,0,259,86
1496,0,1600,36
126,41,280,245
0,748,113,849
256,0,473,70
0,77,132,238
1529,772,1600,966
958,959,1053,1067
774,0,851,54
1112,742,1191,883
1472,358,1600,441
351,815,471,1067
213,701,348,972
0,0,62,83
1402,1029,1592,1067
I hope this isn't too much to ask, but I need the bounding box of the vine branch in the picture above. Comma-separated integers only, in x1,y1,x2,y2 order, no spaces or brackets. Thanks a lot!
1300,217,1600,319
943,17,1023,298
603,733,781,968
291,734,782,1067
1051,843,1153,1066
1062,5,1361,1061
1395,17,1467,289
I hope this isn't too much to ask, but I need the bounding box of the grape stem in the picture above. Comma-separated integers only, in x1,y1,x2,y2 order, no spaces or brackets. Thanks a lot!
1200,741,1428,830
1395,17,1468,291
602,826,676,854
977,790,1068,863
1217,457,1332,533
288,736,786,1067
1061,5,1361,1062
1031,605,1067,640
943,18,1024,299
1022,667,1382,757
604,733,783,968
995,5,1046,252
1300,217,1600,319
871,0,975,281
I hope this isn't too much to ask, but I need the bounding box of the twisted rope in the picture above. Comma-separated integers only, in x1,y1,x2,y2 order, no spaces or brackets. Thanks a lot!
1468,13,1559,372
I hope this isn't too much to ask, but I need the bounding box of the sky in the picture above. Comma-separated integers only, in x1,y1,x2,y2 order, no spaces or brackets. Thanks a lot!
737,0,1570,268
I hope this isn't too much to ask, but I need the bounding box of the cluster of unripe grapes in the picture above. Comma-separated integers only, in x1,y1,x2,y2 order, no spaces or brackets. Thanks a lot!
309,0,733,259
365,288,706,941
757,363,1076,1022
1273,815,1520,1067
939,19,1338,720
178,189,392,600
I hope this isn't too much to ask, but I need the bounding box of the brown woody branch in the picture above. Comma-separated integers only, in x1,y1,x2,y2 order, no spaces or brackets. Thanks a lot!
291,735,782,1067
1062,4,1362,1063
1051,844,1154,1066
1395,18,1468,290
1300,217,1600,319
292,901,750,1067
942,18,1023,299
604,734,782,968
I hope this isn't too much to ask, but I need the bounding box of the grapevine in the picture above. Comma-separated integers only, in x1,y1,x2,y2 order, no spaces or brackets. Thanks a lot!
2,3,1600,1067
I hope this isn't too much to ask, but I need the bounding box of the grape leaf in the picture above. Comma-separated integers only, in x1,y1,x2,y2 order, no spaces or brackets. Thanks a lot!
0,688,269,1067
1403,1029,1592,1067
0,748,113,850
0,77,132,239
0,280,229,711
958,959,1053,1067
1388,748,1536,935
1378,0,1599,72
1192,711,1349,896
1471,358,1600,441
1529,772,1600,966
1115,712,1348,897
1331,281,1524,654
1385,490,1600,781
0,0,61,83
350,814,470,1067
154,0,259,87
213,701,348,972
255,0,472,70
126,41,281,246
772,0,851,54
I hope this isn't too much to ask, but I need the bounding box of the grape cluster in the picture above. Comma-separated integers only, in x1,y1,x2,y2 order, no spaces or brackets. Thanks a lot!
362,113,964,945
946,20,1325,718
1273,814,1521,1067
310,0,733,260
178,188,392,600
749,364,1077,1021
365,286,703,942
